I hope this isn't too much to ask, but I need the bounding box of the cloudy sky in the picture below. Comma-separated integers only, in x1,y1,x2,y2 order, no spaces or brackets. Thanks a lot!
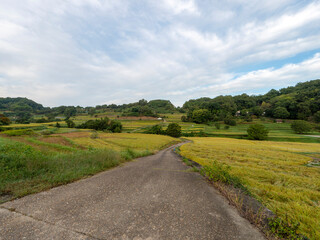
1,0,320,107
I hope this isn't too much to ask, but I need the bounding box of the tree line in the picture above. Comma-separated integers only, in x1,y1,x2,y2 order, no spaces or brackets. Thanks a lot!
1,79,320,124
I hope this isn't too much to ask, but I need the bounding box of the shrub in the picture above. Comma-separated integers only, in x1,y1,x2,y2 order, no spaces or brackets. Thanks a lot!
108,120,122,133
146,124,163,134
214,122,221,129
247,124,269,140
181,116,188,122
224,125,230,130
166,123,181,138
291,120,312,134
65,119,75,128
224,118,237,126
0,114,11,125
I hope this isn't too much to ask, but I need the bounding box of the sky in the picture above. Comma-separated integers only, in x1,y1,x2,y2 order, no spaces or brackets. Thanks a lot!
1,0,320,107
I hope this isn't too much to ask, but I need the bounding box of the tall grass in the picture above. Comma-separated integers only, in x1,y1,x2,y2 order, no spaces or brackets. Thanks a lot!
0,137,125,202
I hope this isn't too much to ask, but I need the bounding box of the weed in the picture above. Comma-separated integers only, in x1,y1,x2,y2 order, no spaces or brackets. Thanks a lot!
269,217,302,239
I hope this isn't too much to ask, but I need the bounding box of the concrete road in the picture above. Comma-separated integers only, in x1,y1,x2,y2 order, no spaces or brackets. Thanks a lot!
0,143,265,240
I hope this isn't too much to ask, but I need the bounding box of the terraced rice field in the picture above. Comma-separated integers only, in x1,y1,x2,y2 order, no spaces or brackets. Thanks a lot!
180,137,320,239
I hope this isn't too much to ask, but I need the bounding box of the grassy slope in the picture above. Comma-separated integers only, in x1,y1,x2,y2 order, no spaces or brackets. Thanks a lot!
0,133,181,203
180,137,320,239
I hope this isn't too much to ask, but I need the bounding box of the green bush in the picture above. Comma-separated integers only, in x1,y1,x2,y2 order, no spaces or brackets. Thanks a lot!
166,123,181,138
65,119,75,128
109,120,122,133
247,124,269,140
224,125,230,130
146,124,164,134
224,118,237,126
291,120,312,134
214,122,221,129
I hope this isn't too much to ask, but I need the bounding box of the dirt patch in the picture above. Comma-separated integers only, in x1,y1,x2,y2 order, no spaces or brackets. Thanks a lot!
40,136,74,147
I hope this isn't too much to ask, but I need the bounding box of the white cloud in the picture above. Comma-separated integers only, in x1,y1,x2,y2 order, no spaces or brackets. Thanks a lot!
0,0,320,107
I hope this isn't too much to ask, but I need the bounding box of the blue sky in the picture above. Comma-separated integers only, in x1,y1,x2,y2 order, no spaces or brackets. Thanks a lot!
1,0,320,107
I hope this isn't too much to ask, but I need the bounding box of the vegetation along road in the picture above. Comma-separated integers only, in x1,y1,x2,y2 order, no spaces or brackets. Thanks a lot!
0,142,264,240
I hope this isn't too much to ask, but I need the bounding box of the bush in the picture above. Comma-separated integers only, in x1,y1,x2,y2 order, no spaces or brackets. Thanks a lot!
65,119,75,128
247,124,269,140
181,116,188,122
166,123,181,138
291,120,312,134
108,120,122,133
146,124,163,134
224,125,230,130
224,118,237,126
214,122,221,129
0,114,11,125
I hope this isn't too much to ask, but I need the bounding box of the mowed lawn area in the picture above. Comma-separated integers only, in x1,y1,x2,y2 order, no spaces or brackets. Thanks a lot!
180,137,320,239
0,132,181,203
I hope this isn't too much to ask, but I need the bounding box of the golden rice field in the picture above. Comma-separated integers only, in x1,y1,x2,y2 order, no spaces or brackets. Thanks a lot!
180,137,320,239
65,132,179,151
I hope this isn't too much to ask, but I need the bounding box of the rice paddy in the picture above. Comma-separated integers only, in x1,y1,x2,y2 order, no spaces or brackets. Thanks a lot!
179,137,320,239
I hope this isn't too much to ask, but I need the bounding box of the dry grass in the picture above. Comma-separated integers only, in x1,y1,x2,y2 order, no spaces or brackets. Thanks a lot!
180,137,320,239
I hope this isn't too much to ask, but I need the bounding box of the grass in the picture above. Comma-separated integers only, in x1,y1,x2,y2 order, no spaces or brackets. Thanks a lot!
180,137,320,239
0,137,121,201
0,132,180,203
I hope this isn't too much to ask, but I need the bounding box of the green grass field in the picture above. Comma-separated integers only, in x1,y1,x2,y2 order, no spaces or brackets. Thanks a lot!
0,131,181,203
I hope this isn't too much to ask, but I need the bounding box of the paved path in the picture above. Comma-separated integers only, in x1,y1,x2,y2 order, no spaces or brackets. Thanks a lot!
0,143,265,240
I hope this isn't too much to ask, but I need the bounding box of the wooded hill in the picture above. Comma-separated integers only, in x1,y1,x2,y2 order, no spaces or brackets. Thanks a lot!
1,79,320,123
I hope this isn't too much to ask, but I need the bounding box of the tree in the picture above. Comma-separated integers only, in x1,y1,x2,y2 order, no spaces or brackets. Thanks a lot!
146,124,163,134
273,107,290,119
108,120,122,133
224,117,237,126
247,124,269,140
192,109,211,123
291,120,312,134
0,114,10,125
166,123,181,138
65,119,75,128
314,111,320,123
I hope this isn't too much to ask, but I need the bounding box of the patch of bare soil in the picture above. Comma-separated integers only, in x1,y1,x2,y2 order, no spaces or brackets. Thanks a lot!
40,136,74,147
